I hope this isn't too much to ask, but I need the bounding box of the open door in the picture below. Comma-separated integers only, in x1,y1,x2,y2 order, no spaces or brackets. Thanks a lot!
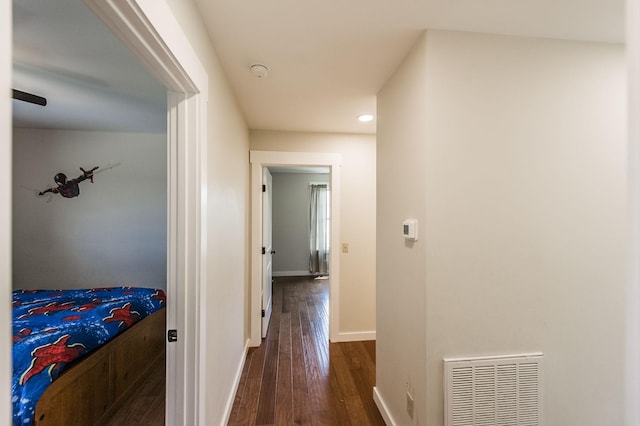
250,150,341,346
261,167,273,338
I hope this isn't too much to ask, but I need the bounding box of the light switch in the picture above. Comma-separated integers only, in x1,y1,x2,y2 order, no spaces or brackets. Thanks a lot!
402,219,418,241
341,243,349,253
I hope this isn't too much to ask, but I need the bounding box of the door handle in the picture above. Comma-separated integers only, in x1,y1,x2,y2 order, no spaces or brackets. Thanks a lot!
271,249,276,254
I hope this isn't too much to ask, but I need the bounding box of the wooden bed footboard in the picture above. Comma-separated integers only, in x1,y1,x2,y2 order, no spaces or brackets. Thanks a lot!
33,308,166,425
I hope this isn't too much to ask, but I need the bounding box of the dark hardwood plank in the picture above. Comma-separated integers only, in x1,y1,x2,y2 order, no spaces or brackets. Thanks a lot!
342,342,385,426
327,346,352,425
275,313,293,424
229,276,384,425
255,339,279,424
228,343,253,424
103,354,165,426
291,286,312,425
230,341,268,425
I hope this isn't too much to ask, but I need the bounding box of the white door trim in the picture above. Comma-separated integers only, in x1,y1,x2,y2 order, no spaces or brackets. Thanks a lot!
250,150,342,346
1,0,12,422
261,168,273,338
83,1,208,424
627,0,640,423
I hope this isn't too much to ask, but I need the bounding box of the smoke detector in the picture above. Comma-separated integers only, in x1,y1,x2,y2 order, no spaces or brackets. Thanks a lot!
250,63,269,79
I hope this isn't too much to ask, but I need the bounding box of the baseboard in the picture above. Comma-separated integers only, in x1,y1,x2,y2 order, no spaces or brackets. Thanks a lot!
373,386,397,426
273,270,313,277
221,338,250,425
333,330,376,342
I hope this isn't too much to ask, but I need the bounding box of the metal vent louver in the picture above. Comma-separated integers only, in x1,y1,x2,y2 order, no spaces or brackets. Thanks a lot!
444,353,544,426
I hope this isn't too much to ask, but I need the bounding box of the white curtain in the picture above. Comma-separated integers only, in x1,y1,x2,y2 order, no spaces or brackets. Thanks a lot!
309,184,329,275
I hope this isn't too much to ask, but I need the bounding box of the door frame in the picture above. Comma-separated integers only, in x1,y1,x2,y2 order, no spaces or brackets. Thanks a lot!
261,167,273,338
249,150,341,347
83,1,209,424
627,0,640,422
1,0,11,419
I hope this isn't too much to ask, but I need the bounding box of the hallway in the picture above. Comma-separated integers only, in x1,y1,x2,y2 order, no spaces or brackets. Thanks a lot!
228,276,384,425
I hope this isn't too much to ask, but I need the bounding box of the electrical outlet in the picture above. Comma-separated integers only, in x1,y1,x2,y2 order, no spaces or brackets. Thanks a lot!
406,391,414,419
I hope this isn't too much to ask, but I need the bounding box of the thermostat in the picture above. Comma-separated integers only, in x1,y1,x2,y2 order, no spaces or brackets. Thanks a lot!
402,219,418,241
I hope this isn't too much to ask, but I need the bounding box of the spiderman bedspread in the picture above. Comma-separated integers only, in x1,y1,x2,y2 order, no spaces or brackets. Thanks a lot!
11,286,166,425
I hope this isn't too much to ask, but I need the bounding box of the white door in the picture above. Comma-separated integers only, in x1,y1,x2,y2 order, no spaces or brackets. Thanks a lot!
261,168,273,338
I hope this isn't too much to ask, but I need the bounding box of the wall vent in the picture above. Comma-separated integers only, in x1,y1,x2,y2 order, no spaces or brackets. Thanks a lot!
444,353,544,426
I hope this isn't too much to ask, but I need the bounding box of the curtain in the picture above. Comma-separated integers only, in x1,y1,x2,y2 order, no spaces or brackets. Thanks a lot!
309,183,329,275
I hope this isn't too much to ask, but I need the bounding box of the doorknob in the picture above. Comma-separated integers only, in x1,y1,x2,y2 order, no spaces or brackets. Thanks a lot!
271,249,276,254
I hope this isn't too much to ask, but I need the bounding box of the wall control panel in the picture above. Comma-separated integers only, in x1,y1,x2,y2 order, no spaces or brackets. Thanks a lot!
402,219,418,241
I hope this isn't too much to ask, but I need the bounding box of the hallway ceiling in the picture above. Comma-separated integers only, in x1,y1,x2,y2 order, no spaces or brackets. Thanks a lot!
12,0,624,134
194,0,624,134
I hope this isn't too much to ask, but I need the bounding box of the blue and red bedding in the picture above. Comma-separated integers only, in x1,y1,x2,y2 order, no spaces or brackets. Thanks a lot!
12,287,165,425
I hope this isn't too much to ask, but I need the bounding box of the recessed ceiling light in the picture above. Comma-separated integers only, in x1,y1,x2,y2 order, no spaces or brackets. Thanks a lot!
357,114,374,122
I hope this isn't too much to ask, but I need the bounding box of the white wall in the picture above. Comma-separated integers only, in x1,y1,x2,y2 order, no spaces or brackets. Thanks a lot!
164,1,251,421
375,33,429,425
271,172,329,276
12,128,167,290
376,30,627,425
251,130,377,336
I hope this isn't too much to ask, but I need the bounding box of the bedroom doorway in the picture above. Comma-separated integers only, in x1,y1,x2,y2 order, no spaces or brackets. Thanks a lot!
85,1,209,424
250,150,341,347
11,0,173,424
263,166,331,339
268,167,331,279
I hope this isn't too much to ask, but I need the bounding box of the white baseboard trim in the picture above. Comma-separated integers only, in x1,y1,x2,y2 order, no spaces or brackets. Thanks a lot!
332,330,376,342
221,339,250,425
373,386,397,426
273,270,313,277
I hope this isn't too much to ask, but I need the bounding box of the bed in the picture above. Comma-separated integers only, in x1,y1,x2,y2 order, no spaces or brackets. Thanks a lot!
12,287,166,426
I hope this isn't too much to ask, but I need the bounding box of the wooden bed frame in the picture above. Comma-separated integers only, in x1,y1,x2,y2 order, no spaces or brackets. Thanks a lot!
32,307,166,425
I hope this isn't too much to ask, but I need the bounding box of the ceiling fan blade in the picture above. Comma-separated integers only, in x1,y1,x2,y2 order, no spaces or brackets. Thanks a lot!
12,89,47,106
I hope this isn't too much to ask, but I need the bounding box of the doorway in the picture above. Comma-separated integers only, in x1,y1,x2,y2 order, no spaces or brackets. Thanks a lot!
250,150,341,347
85,1,209,424
262,166,331,339
269,167,331,279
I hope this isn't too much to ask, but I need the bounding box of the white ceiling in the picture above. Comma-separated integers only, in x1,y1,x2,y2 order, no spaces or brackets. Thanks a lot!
195,0,624,135
12,0,166,132
12,0,624,135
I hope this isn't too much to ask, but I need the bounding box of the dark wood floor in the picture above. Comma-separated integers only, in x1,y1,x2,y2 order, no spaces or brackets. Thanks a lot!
103,354,165,425
102,276,383,425
228,276,384,425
